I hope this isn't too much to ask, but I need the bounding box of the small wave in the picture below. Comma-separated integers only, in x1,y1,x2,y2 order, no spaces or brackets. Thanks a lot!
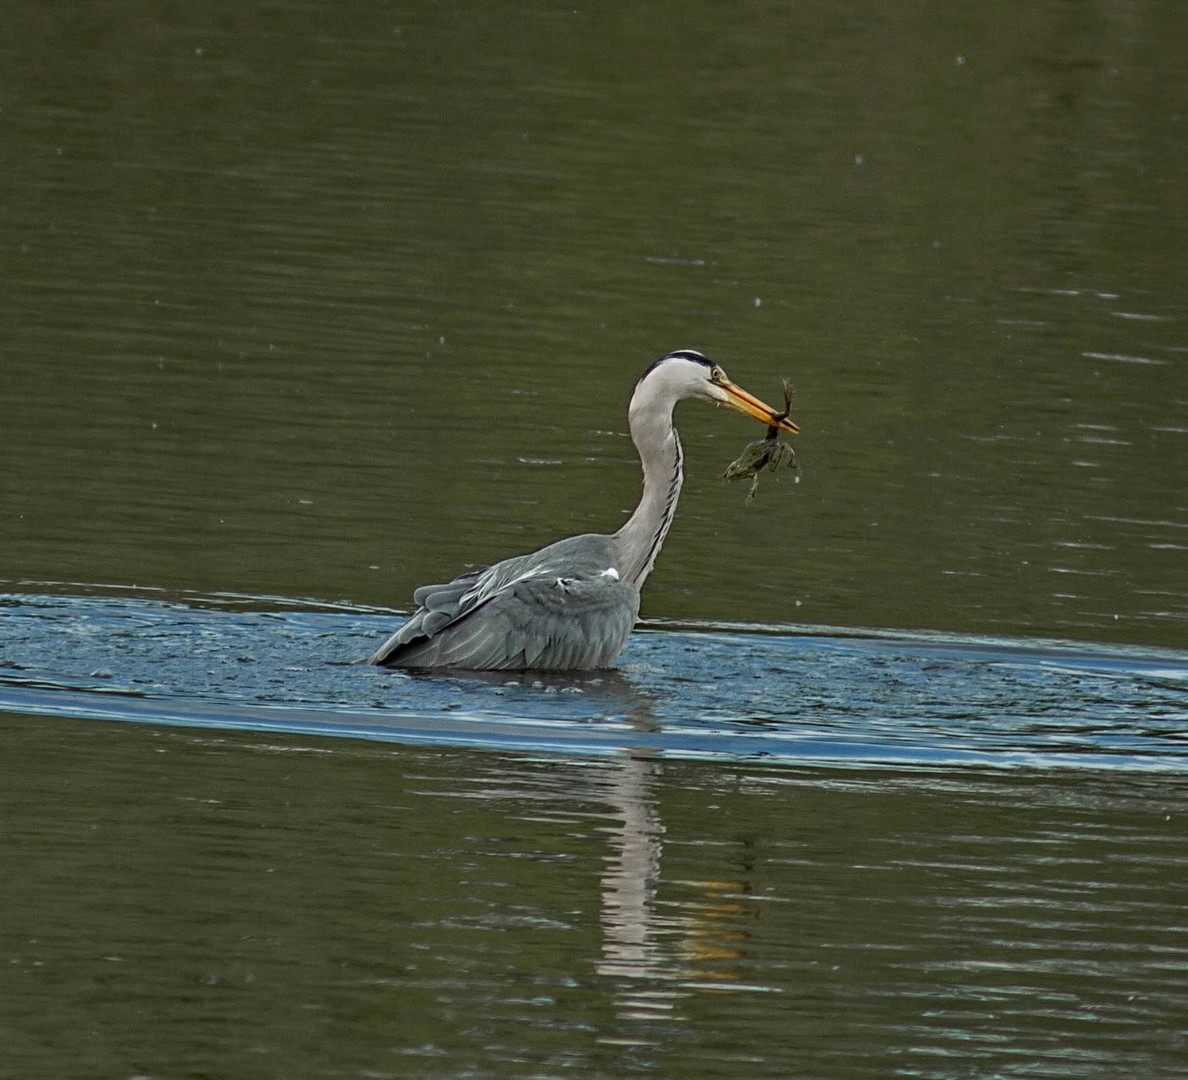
1,592,1185,770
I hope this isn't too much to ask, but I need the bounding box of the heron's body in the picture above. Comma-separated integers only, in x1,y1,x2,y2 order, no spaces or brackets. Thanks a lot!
367,534,638,670
367,350,797,671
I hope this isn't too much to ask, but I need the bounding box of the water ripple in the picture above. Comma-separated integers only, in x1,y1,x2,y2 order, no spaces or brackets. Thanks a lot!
1,592,1185,770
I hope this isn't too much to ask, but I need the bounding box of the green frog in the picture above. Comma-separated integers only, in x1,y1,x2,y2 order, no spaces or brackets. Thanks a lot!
722,378,798,504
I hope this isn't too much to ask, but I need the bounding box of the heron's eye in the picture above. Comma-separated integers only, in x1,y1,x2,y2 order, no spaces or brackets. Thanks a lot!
710,366,726,384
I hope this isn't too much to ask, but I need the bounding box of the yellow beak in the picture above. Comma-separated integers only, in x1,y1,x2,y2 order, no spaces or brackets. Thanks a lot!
720,379,800,434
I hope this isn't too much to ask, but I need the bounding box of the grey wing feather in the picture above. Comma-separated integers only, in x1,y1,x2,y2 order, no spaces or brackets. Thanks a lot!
413,571,481,610
366,535,639,671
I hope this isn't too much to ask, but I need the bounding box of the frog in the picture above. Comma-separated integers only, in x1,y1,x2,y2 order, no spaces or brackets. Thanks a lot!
721,377,798,504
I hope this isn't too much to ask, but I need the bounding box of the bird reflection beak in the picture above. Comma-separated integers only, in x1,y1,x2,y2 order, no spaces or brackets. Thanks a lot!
720,379,800,434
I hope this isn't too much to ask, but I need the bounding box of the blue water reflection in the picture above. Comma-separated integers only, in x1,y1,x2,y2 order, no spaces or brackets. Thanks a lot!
2,591,1184,770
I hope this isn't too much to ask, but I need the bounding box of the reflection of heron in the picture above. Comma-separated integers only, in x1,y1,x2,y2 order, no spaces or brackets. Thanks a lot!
595,751,776,1024
598,753,666,980
367,350,798,670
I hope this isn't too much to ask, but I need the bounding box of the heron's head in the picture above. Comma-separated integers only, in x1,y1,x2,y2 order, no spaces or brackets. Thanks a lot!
632,349,799,434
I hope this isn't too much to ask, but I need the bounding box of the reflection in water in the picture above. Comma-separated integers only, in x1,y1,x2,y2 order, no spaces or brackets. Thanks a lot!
597,752,674,1021
595,750,776,1027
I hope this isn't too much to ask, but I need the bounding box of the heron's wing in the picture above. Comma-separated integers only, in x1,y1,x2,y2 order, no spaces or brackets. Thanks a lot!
368,566,640,671
365,568,489,663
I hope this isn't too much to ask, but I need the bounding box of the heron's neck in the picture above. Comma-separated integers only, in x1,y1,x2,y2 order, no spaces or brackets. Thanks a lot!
612,403,684,588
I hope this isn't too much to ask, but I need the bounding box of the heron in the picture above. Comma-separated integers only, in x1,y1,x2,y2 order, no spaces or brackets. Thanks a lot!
366,349,799,671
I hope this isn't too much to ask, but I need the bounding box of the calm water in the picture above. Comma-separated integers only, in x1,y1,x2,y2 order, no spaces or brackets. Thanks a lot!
2,0,1187,1076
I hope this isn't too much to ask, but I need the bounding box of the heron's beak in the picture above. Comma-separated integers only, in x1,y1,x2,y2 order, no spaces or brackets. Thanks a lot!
720,379,800,434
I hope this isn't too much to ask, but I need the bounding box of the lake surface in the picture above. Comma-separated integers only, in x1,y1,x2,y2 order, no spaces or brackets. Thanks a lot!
2,1,1187,1076
3,591,1187,771
2,592,1187,1078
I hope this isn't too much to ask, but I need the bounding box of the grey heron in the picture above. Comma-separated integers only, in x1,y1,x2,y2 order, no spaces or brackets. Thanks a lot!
367,349,799,671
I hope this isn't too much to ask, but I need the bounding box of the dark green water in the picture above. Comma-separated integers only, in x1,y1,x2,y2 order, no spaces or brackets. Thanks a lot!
4,0,1185,643
3,714,1187,1079
2,1,1187,1076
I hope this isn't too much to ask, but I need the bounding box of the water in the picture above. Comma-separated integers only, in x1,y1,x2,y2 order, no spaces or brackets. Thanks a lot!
3,597,1187,1076
3,2,1186,645
3,590,1187,770
3,0,1188,1076
3,603,1188,1078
